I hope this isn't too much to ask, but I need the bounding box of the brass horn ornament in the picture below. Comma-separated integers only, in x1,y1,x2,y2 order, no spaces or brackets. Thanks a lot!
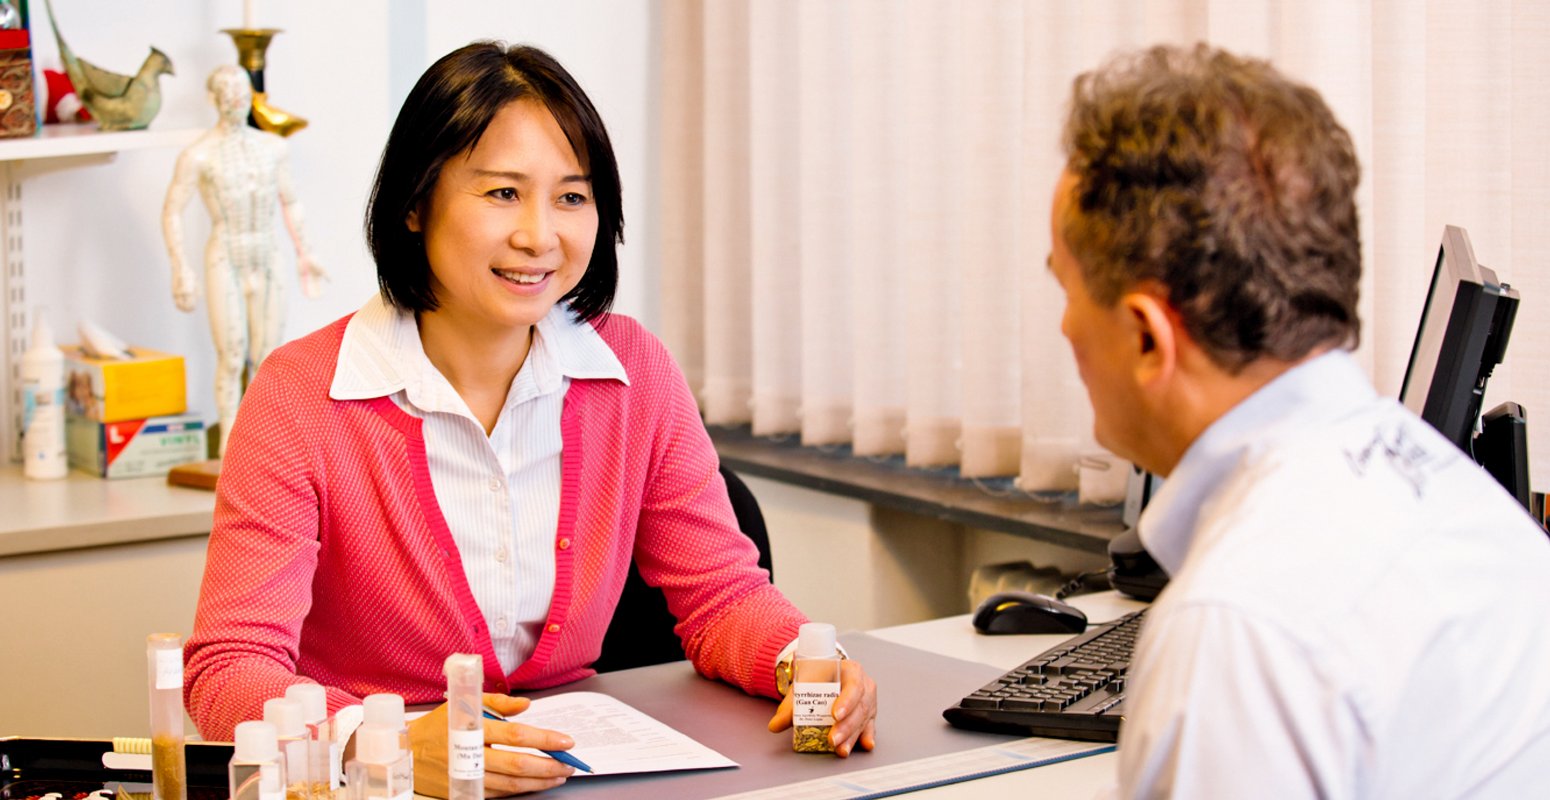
221,27,308,136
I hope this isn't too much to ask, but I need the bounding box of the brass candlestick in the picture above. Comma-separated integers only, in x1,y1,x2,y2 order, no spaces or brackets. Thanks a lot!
220,27,307,136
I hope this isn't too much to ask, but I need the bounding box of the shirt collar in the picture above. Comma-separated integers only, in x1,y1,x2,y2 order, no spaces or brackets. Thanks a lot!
329,294,629,404
1138,350,1376,574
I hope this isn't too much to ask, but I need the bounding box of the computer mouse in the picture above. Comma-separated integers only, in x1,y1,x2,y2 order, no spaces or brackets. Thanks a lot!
971,590,1088,635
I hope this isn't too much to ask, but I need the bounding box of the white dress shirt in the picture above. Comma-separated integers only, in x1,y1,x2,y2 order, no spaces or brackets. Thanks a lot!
329,294,627,675
1111,351,1550,798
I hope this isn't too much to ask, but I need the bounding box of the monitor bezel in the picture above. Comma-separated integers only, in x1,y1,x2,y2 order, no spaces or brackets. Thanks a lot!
1398,224,1511,454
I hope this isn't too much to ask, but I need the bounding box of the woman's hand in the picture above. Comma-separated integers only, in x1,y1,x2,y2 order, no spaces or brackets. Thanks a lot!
408,692,577,797
767,659,878,757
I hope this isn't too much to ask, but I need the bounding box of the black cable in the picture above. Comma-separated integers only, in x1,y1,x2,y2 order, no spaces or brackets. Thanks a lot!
1054,569,1111,601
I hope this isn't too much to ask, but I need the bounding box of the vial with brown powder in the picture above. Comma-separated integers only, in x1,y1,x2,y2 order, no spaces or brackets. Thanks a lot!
146,633,187,800
791,622,842,753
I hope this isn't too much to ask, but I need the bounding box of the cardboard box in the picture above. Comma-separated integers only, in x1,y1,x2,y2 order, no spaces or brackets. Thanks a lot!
63,345,187,423
67,413,206,479
0,29,36,139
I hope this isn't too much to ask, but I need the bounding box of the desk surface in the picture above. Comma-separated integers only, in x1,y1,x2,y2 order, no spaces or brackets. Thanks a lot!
536,591,1145,799
866,591,1146,798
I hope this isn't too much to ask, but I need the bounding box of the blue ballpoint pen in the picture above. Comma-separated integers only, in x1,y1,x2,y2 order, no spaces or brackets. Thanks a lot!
481,705,594,773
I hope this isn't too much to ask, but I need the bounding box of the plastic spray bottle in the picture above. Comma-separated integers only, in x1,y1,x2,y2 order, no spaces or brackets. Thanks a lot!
21,309,65,480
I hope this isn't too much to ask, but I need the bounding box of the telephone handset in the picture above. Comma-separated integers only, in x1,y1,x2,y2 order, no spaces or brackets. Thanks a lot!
1107,466,1169,601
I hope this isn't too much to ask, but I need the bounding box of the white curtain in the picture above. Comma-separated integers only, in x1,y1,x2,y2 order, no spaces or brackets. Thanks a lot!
660,0,1550,492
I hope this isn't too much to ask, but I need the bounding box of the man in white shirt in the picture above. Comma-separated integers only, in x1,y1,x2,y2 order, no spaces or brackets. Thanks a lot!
1047,44,1550,797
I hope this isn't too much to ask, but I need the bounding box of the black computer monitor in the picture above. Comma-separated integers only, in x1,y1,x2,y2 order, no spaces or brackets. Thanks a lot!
1399,225,1526,504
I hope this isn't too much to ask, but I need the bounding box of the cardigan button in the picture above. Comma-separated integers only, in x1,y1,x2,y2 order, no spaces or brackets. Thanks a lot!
556,537,571,550
547,623,561,634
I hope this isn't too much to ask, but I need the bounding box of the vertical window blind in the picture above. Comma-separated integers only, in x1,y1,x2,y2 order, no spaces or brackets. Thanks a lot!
658,0,1550,493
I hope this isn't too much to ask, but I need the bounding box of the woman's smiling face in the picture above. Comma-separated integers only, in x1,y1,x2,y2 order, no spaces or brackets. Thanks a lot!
410,98,599,333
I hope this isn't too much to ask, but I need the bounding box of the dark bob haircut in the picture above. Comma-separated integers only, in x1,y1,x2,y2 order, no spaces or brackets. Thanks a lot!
365,42,624,323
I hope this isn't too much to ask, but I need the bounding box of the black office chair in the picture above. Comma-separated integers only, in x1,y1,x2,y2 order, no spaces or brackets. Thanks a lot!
593,465,774,673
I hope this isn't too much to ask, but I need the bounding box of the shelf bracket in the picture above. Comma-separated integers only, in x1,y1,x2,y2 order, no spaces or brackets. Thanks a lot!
2,160,21,463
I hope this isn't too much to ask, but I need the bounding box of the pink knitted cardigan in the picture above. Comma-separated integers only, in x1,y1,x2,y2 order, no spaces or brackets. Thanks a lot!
184,313,804,740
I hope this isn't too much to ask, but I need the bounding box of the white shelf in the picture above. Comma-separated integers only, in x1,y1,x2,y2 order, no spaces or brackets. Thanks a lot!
0,464,215,558
1,124,203,463
0,124,202,162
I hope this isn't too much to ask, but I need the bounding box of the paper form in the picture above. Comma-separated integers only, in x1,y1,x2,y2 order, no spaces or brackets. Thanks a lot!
491,691,738,776
711,737,1112,799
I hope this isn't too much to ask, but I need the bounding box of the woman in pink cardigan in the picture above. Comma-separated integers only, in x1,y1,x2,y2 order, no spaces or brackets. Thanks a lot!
184,42,877,796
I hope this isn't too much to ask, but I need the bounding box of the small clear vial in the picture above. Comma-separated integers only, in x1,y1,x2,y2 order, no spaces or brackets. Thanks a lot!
444,654,485,800
263,697,309,800
345,724,413,800
230,721,287,800
791,622,842,754
362,694,410,757
146,633,186,800
285,684,339,799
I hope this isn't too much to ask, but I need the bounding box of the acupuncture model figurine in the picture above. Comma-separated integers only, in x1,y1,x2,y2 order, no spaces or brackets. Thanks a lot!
162,65,327,458
43,0,173,131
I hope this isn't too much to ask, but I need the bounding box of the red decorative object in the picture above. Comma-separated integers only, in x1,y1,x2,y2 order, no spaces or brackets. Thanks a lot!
44,67,89,123
0,28,36,137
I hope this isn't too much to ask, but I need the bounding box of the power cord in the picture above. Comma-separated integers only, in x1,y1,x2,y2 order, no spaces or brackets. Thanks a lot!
1054,569,1112,601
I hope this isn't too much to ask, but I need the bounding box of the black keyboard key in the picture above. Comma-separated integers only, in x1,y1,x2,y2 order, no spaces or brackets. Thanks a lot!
960,693,1000,709
1066,687,1122,714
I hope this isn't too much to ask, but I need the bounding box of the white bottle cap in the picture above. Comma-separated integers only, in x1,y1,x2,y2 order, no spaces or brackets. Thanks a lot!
363,693,405,729
796,622,837,658
263,697,306,738
29,309,54,350
284,683,328,724
234,720,279,762
355,725,400,764
444,653,481,682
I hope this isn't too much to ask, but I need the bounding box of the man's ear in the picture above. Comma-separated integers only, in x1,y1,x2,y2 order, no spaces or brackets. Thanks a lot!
1122,288,1177,389
406,208,422,233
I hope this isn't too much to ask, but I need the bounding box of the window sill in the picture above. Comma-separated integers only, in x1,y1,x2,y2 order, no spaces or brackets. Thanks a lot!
708,425,1125,555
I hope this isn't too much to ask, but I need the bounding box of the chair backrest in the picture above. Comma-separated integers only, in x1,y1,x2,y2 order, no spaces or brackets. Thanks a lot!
592,466,772,672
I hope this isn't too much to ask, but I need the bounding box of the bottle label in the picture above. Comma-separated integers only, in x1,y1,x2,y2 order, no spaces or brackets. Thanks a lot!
448,728,484,780
154,648,182,690
792,681,841,727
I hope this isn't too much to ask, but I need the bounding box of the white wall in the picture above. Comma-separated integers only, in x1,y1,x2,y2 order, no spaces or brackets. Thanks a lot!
18,0,658,438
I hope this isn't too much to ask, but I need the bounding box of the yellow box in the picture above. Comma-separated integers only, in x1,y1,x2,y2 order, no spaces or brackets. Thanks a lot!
62,346,187,423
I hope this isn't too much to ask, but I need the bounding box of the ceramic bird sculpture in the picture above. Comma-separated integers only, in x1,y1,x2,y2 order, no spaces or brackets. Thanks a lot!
43,0,173,131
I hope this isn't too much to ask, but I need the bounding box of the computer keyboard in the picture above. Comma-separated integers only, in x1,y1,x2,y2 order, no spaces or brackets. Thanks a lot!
943,607,1147,742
